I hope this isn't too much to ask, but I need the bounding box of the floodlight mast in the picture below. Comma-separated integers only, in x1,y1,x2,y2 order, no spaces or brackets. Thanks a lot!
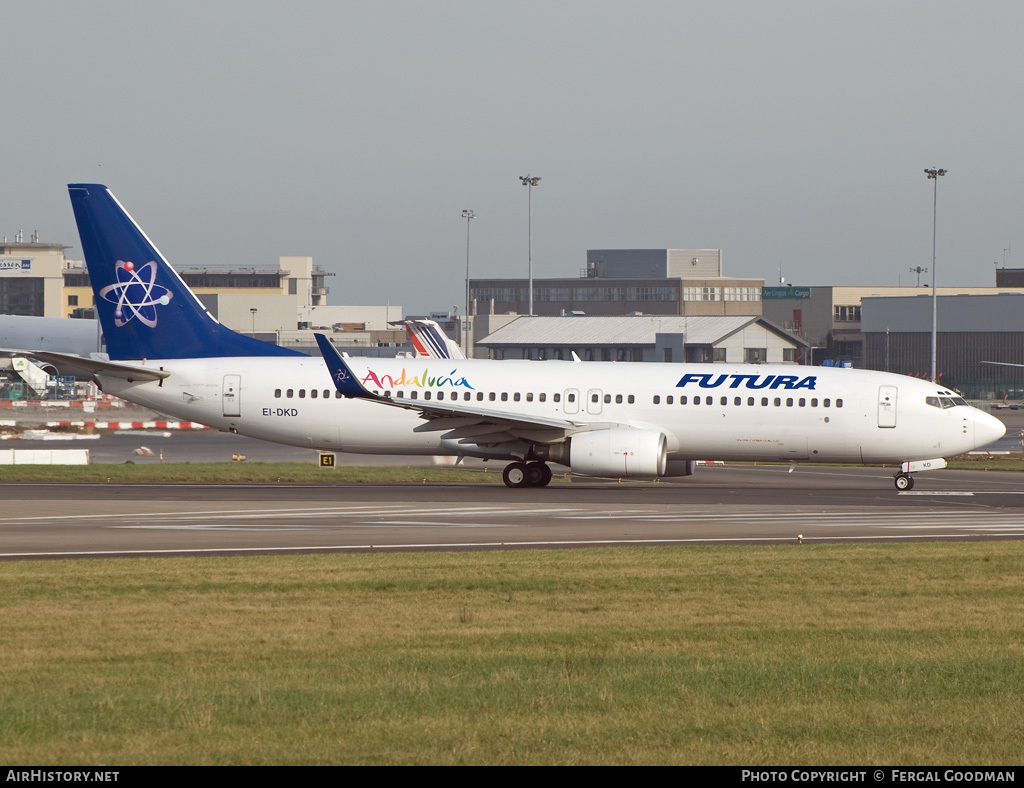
924,167,947,383
461,209,475,357
520,175,541,316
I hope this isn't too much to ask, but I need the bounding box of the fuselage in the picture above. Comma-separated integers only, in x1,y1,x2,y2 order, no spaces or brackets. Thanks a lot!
95,356,1005,465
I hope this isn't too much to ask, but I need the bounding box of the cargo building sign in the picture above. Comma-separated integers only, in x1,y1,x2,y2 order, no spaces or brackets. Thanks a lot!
762,286,810,299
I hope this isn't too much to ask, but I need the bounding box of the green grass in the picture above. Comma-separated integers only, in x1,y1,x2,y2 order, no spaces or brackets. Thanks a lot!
0,462,523,484
947,456,1024,472
2,544,1023,765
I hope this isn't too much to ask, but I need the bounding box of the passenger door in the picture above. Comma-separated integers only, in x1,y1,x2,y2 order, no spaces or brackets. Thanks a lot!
223,374,241,417
877,385,897,428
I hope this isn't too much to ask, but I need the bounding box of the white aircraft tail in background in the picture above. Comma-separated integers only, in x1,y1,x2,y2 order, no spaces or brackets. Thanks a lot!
399,319,465,360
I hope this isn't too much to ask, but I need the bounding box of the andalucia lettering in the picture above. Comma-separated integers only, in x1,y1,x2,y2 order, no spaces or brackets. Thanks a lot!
361,368,475,390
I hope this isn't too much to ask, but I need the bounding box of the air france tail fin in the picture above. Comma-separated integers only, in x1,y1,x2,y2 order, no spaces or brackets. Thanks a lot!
68,184,301,361
401,319,465,359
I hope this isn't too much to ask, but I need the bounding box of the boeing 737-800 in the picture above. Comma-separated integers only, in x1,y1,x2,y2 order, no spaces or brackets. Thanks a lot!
31,184,1004,490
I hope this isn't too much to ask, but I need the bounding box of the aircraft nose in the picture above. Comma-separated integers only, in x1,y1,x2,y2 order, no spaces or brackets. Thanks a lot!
973,408,1006,449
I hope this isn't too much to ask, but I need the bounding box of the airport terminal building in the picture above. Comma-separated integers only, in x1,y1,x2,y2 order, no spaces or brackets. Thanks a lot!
469,249,764,319
861,293,1024,397
760,284,1024,368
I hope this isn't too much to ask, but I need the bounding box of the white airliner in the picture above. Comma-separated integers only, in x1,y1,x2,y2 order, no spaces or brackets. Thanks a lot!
33,184,1005,490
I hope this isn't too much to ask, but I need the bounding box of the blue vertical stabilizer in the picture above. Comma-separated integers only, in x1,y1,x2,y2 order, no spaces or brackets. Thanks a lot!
68,184,301,361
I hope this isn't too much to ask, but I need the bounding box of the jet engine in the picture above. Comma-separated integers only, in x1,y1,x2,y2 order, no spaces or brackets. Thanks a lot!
566,428,668,478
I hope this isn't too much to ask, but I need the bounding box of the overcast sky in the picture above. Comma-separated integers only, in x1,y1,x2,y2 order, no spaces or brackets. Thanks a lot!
3,1,1022,313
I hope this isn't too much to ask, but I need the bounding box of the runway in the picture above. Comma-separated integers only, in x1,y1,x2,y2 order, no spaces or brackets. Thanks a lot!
3,464,1024,560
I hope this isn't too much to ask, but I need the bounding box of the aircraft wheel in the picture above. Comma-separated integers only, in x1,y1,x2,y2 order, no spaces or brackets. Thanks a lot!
894,473,914,491
503,462,530,488
527,462,552,487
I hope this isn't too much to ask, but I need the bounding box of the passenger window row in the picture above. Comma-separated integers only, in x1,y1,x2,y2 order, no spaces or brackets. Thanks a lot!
274,389,341,399
652,394,843,408
370,391,637,404
272,388,847,408
272,389,645,405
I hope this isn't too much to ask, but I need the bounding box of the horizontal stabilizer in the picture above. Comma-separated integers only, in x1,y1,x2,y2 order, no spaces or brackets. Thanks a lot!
25,351,170,381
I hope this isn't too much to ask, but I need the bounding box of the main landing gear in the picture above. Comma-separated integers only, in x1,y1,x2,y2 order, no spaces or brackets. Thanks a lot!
502,461,553,489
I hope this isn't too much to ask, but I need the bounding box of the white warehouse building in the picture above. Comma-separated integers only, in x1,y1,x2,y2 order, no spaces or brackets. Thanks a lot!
477,315,807,363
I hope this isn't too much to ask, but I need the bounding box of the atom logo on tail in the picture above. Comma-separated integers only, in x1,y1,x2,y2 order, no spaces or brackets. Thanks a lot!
98,260,173,328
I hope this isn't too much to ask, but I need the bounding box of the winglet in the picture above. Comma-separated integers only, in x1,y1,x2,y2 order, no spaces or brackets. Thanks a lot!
315,333,370,398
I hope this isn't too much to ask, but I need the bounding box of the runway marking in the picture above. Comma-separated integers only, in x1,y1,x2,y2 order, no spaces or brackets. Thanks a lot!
6,505,1024,527
0,504,579,526
4,495,1021,527
558,510,1010,523
898,491,975,496
113,522,521,530
7,530,1024,560
351,521,520,527
7,499,1024,554
87,510,1024,532
877,523,1024,530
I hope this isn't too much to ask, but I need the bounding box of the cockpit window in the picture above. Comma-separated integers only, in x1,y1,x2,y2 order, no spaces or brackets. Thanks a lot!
928,394,968,409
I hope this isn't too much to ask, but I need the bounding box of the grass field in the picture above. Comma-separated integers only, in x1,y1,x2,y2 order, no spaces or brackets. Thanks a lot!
2,543,1023,765
0,462,515,484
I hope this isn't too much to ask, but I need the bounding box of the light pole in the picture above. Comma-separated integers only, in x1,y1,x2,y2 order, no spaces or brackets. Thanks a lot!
924,167,947,383
461,209,475,357
250,307,258,338
519,174,541,315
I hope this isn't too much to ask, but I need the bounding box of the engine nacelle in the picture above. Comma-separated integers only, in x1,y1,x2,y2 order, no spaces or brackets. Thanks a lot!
663,459,697,477
569,428,667,478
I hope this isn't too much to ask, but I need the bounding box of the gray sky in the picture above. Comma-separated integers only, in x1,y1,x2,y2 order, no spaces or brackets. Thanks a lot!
3,1,1022,313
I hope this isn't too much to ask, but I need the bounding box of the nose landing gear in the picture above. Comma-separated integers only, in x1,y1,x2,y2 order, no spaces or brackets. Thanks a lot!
893,458,946,491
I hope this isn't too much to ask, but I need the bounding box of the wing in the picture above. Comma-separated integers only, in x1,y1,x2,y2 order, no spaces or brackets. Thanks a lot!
314,333,617,448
